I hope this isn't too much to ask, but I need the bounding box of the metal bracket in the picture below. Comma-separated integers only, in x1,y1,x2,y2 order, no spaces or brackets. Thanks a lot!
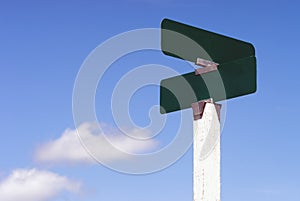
191,98,222,121
195,58,219,75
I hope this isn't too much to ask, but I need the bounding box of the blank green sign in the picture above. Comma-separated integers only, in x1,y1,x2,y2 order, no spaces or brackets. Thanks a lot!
160,19,256,114
161,18,255,64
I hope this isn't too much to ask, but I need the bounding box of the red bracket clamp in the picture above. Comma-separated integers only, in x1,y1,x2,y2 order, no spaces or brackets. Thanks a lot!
194,58,219,75
191,98,221,121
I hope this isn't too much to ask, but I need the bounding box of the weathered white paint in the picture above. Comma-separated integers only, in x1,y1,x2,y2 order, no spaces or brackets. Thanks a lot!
193,103,220,201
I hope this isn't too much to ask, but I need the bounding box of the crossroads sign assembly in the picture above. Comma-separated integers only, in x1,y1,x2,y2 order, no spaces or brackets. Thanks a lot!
159,19,256,201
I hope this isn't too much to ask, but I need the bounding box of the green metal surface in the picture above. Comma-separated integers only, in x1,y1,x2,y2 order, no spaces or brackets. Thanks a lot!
161,18,255,64
160,18,257,114
160,56,256,114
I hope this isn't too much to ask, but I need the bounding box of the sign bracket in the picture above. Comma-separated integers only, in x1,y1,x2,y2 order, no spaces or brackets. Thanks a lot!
191,98,221,121
195,58,219,75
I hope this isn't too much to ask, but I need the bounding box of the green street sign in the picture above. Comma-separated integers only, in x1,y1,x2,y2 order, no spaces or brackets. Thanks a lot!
160,56,256,114
161,18,255,64
160,19,256,114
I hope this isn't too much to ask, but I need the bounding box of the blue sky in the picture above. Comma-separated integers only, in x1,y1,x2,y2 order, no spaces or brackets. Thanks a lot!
1,0,300,201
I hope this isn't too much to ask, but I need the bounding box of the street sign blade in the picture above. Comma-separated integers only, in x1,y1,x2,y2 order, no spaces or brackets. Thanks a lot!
160,56,256,114
161,18,255,64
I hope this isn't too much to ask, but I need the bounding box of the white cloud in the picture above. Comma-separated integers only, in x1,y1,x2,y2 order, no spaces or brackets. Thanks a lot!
0,169,81,201
35,122,158,164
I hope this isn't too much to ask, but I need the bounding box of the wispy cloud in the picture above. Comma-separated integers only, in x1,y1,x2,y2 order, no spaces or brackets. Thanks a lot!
35,122,158,165
0,169,81,201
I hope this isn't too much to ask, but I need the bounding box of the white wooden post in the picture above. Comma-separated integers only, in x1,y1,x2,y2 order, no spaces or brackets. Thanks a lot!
192,101,221,201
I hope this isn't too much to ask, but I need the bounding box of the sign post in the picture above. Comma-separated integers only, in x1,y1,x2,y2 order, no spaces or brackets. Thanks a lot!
160,19,257,201
192,100,221,201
